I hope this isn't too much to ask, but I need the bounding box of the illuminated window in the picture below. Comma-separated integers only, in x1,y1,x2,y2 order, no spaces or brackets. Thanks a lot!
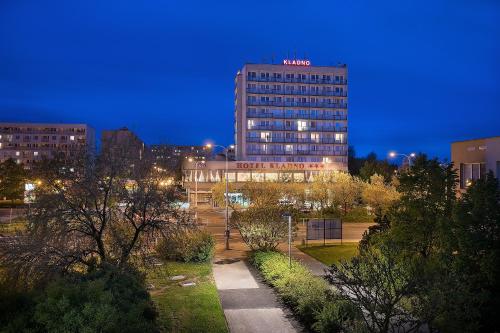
70,135,75,141
311,133,320,143
285,144,293,152
16,151,20,156
297,120,307,131
34,151,39,156
323,157,332,163
247,120,255,129
260,132,271,142
335,133,344,142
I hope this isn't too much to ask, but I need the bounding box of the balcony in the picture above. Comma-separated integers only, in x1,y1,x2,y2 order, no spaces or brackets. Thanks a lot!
247,100,348,109
246,149,348,156
246,111,347,121
246,137,346,144
247,76,348,85
246,87,347,97
247,125,348,132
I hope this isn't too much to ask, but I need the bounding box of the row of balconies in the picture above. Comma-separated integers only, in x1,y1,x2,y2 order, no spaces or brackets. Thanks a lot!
246,88,347,97
247,112,347,120
247,77,347,85
246,149,348,156
0,128,87,134
246,137,346,144
247,100,348,108
248,125,348,132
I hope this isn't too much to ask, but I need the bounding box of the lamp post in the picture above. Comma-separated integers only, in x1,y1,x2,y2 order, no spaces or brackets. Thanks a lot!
188,158,205,209
206,143,234,250
389,151,416,167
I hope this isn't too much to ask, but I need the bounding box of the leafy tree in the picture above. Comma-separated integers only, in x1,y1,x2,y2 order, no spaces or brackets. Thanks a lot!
442,172,500,332
327,242,423,333
361,174,400,216
230,205,298,251
359,158,397,183
0,158,27,203
330,172,363,216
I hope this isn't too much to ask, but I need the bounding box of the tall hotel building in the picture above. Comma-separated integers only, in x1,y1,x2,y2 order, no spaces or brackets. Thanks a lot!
234,60,348,169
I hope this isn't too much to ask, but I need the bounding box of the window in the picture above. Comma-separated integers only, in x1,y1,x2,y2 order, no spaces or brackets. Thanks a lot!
15,151,20,156
311,133,320,143
260,132,271,142
460,163,486,189
247,120,255,129
34,151,39,156
297,120,307,131
70,135,75,141
285,144,293,152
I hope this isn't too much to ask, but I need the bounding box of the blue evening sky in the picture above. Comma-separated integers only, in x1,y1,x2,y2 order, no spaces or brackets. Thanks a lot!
1,0,499,160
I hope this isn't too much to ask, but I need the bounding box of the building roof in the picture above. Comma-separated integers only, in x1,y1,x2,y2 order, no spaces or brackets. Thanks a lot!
452,135,500,144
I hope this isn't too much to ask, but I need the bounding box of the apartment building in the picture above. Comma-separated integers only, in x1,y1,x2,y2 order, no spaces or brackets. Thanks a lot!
451,136,500,191
101,127,145,161
150,144,211,171
0,122,95,167
234,59,348,171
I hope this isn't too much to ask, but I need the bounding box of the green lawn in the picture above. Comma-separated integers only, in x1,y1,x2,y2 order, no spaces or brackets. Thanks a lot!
147,261,228,333
297,243,359,266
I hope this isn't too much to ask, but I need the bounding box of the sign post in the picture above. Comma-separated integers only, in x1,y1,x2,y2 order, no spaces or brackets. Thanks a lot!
288,215,292,268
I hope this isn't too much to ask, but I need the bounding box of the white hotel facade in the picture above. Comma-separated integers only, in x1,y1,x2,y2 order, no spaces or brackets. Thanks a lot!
234,60,348,169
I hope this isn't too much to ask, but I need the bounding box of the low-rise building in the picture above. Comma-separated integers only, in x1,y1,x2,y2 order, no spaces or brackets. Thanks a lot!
182,159,346,205
0,122,95,168
451,136,500,191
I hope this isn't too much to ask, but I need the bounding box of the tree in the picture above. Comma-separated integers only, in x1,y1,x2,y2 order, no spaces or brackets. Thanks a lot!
1,146,189,285
330,172,363,216
442,172,500,332
327,243,422,333
230,206,296,251
361,174,400,216
359,158,397,183
0,158,27,203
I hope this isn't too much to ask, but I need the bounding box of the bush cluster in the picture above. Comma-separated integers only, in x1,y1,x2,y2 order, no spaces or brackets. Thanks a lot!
0,265,158,332
250,251,363,333
157,228,215,263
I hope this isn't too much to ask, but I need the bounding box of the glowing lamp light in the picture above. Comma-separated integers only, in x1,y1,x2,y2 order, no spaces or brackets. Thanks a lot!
410,153,416,157
389,152,396,158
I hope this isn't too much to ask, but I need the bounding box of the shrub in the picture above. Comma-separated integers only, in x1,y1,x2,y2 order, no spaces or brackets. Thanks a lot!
0,265,158,333
250,251,362,332
34,265,158,333
231,207,297,251
157,228,215,263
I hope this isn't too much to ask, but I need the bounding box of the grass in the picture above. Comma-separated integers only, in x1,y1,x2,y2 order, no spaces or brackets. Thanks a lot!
297,243,359,266
146,261,228,333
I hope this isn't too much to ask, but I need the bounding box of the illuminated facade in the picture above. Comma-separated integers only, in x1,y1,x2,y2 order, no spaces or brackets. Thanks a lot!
451,136,500,191
234,60,348,168
0,122,95,167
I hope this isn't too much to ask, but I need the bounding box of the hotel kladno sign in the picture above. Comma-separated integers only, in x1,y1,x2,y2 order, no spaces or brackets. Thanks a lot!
283,59,311,66
235,162,326,170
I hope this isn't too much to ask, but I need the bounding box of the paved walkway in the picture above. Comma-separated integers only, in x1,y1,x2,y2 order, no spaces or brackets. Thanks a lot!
199,206,302,333
213,258,301,333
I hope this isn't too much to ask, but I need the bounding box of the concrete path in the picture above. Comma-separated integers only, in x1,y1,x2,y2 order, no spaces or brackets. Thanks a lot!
213,258,301,333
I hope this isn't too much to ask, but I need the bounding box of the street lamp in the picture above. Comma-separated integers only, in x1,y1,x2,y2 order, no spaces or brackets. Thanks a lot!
206,143,234,250
389,151,416,167
188,157,205,209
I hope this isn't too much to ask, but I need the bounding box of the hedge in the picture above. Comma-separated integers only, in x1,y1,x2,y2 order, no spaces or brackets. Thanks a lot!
250,251,364,333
